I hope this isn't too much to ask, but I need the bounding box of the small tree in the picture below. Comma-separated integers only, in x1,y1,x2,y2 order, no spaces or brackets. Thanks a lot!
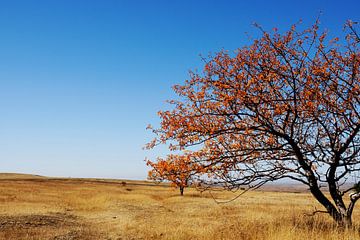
146,153,200,195
147,20,360,226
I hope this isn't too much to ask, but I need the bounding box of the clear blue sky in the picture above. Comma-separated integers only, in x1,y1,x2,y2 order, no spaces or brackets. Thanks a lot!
0,0,358,179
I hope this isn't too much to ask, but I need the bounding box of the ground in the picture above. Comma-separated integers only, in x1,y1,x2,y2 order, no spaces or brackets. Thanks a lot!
0,173,358,240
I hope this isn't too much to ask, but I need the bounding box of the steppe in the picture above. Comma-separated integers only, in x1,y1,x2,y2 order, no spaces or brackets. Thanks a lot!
0,173,358,240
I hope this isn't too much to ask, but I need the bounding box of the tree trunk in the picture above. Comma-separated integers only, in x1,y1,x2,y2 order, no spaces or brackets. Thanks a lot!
307,183,351,227
180,186,184,196
342,215,352,228
332,212,352,228
321,201,354,227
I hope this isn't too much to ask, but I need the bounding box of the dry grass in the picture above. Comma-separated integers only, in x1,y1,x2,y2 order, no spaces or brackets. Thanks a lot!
0,174,359,240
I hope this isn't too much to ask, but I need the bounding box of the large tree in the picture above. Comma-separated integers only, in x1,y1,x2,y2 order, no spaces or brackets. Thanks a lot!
147,21,360,226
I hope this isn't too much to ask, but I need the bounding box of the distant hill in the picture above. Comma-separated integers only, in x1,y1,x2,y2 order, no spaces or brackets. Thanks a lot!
0,173,353,194
0,173,46,179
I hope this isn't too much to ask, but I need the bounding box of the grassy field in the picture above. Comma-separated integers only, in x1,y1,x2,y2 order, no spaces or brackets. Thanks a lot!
0,174,359,240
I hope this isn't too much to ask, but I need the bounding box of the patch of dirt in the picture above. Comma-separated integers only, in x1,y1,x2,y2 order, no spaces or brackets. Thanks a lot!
0,213,77,229
52,230,81,240
0,213,98,239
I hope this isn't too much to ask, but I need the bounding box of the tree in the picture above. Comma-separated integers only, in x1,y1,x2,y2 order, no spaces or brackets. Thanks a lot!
147,20,360,226
146,153,200,195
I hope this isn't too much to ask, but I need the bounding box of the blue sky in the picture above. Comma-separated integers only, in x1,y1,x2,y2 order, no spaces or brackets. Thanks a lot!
0,0,358,179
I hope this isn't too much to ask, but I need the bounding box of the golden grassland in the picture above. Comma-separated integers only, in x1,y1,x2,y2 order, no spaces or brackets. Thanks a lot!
0,174,359,240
